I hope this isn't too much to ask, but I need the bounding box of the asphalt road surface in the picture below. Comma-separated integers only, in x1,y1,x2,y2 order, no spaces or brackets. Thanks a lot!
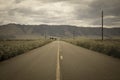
0,41,120,80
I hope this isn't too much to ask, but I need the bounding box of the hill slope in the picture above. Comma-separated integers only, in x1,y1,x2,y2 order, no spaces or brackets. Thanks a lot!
0,24,120,39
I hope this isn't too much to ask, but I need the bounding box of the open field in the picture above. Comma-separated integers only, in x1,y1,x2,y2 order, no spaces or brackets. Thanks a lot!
0,39,52,61
63,38,120,58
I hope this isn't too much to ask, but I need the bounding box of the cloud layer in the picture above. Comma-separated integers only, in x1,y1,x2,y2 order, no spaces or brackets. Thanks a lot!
0,0,120,27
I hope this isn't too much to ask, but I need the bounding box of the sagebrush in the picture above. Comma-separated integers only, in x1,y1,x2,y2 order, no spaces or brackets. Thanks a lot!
0,39,52,61
64,38,120,58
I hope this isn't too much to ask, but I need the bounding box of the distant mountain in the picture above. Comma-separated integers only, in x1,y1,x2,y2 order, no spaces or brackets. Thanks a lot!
0,23,120,39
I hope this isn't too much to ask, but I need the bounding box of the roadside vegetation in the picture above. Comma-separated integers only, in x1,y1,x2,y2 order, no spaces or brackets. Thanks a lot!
64,38,120,58
0,39,52,61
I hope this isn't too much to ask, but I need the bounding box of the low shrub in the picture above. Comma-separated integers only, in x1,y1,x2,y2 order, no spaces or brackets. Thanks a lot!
0,39,52,61
64,38,120,58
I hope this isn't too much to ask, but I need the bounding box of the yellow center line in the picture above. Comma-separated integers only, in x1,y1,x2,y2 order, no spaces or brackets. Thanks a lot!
60,56,63,60
56,40,60,80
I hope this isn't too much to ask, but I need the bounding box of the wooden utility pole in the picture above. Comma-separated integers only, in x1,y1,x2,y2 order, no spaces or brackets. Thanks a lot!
73,30,75,39
44,31,47,39
101,10,104,41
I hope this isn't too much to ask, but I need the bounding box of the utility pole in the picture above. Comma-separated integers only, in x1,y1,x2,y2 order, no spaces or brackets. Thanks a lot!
44,31,47,39
73,30,75,39
101,10,104,41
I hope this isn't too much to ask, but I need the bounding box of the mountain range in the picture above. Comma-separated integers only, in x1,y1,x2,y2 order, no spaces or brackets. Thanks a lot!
0,23,120,39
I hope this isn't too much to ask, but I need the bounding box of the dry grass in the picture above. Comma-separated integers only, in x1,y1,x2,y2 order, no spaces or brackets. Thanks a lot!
64,38,120,58
0,39,52,61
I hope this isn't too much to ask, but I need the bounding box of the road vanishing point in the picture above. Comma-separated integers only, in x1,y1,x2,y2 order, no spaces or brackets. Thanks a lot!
0,41,120,80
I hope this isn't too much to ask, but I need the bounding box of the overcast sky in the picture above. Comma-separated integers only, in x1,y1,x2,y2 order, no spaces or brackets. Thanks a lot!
0,0,120,27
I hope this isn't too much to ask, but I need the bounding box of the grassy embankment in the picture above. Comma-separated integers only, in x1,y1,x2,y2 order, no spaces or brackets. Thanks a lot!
64,38,120,58
0,39,52,61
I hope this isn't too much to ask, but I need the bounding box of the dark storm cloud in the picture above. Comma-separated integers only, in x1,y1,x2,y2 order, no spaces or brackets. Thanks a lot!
90,0,120,16
93,0,120,26
73,0,120,27
15,0,23,3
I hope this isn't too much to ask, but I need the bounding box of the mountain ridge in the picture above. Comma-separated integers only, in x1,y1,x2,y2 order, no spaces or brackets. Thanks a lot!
0,24,120,39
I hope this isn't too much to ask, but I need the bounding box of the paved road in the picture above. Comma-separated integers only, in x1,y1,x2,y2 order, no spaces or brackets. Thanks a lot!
0,41,120,80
